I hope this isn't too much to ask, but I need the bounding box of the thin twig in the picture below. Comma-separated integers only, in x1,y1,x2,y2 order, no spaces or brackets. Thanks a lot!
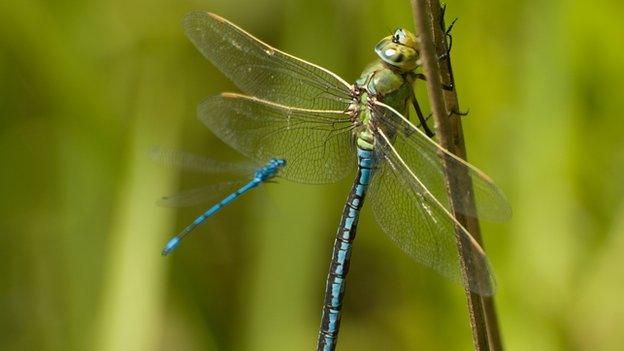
410,1,503,350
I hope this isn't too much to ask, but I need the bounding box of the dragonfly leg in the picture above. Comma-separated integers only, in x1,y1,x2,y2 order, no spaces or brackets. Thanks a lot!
440,3,449,24
437,28,453,64
441,82,454,91
413,73,453,94
410,66,467,120
439,3,459,39
438,27,456,92
414,73,427,81
411,92,435,138
437,4,461,92
415,35,455,92
417,111,435,132
449,108,470,118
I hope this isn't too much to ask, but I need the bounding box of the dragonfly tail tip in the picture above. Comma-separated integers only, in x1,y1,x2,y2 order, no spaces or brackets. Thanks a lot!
162,237,181,256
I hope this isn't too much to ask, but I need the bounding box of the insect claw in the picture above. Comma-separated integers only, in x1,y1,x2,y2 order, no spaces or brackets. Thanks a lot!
441,82,454,91
446,18,459,36
449,108,469,117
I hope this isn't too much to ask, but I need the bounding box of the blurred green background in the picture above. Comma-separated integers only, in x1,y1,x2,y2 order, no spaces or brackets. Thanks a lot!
2,0,624,350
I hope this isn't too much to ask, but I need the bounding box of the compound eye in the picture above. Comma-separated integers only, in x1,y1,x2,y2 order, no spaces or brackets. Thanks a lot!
396,29,408,45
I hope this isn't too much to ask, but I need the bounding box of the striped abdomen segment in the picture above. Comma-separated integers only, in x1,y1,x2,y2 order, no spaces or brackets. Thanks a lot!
317,148,374,351
162,179,261,255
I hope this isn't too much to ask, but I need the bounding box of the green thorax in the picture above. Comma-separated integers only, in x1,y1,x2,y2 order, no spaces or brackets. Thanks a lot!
353,28,421,151
356,61,412,114
353,61,413,151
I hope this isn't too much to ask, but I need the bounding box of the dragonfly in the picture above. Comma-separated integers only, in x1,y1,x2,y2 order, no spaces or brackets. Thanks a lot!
178,11,511,351
153,146,286,255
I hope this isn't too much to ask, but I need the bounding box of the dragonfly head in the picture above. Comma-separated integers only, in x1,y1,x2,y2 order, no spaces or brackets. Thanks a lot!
258,158,286,180
255,158,285,181
375,29,420,72
268,158,286,168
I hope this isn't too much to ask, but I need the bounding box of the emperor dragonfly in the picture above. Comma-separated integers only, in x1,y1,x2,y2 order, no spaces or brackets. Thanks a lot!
175,11,511,351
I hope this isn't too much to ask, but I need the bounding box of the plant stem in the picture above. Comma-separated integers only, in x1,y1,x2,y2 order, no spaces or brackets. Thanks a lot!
410,1,503,350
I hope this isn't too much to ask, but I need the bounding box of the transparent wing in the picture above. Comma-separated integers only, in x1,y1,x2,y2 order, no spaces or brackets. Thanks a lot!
372,101,511,222
183,11,353,110
370,130,496,296
150,146,258,175
158,181,245,207
198,93,355,184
